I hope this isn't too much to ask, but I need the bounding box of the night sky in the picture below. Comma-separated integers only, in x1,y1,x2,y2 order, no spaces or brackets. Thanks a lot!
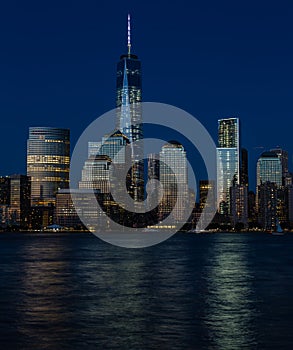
1,0,293,191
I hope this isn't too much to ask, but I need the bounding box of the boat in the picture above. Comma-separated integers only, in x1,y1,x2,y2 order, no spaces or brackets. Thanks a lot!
272,219,284,236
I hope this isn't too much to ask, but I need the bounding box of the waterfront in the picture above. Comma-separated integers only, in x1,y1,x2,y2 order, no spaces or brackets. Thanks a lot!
0,232,293,349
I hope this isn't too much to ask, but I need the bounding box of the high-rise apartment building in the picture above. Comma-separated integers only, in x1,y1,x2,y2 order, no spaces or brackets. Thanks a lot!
27,127,70,206
217,118,240,214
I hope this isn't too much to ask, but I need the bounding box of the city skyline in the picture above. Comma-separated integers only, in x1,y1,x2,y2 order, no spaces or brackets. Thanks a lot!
1,1,293,190
1,4,293,349
0,8,293,233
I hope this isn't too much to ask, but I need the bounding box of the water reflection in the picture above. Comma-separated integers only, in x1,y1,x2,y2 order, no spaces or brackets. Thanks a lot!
0,233,263,349
204,234,257,349
68,242,198,349
17,235,72,349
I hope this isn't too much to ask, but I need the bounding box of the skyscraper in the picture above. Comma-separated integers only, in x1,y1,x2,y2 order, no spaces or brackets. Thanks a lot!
0,177,10,206
270,148,289,184
115,14,144,202
258,181,278,231
9,174,31,227
27,127,70,206
217,118,240,214
230,184,248,227
116,14,142,141
241,148,249,186
79,155,112,193
256,151,282,188
256,151,283,229
199,180,216,212
147,153,160,212
159,141,188,222
0,176,10,226
98,130,130,164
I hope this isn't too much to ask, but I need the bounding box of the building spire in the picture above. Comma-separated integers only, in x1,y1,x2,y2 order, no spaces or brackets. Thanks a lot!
127,13,131,55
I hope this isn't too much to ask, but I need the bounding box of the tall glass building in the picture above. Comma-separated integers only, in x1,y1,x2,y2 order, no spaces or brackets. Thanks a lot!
27,127,70,206
256,151,283,228
256,151,282,188
216,118,240,214
270,148,289,184
98,130,130,164
116,15,142,141
115,15,144,202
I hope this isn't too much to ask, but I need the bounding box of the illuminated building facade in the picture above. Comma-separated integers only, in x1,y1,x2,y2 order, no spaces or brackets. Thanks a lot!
147,154,160,211
115,15,144,202
258,181,278,231
256,152,282,188
288,185,293,226
217,118,240,215
199,180,216,212
116,15,142,141
0,176,11,226
27,127,70,206
98,131,130,164
56,189,102,230
79,155,112,193
56,189,81,228
256,152,283,229
270,148,289,184
159,141,188,222
30,206,54,230
230,184,248,227
0,176,10,206
9,174,31,227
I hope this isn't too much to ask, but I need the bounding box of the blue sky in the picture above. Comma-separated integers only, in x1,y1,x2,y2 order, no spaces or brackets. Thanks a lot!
0,0,292,190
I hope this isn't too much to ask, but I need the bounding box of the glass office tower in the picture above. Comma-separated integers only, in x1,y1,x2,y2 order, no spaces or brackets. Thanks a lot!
270,148,289,185
27,127,70,206
115,14,142,142
216,118,240,214
256,151,282,188
98,130,130,164
256,151,283,229
115,15,144,202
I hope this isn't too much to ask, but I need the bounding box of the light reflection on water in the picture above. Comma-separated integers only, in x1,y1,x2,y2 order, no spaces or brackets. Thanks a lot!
203,235,257,349
0,232,293,349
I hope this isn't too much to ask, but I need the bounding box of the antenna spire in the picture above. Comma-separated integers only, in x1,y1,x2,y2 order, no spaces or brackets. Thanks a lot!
127,13,131,55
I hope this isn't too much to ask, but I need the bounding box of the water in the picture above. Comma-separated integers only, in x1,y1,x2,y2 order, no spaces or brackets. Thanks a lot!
0,232,293,349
